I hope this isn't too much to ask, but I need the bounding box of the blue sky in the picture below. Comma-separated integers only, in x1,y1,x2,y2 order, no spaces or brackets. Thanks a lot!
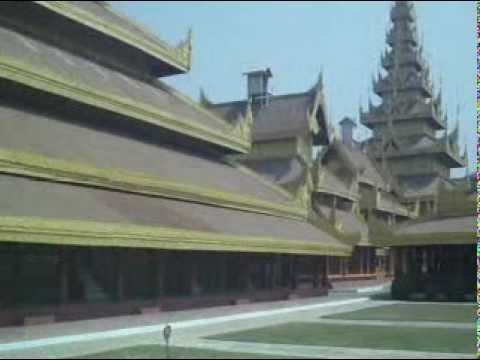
112,1,475,175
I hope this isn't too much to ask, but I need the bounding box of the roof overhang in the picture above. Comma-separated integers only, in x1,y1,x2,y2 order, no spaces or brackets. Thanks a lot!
0,216,352,256
33,1,191,76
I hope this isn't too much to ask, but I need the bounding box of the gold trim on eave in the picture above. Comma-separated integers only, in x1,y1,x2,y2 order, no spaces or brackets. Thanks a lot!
0,58,251,154
371,232,475,247
0,217,352,256
34,1,192,72
0,148,308,220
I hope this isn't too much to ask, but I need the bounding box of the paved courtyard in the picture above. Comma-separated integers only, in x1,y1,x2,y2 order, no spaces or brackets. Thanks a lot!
0,282,475,359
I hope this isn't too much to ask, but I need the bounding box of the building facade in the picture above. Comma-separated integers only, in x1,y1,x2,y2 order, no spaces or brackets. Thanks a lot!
0,2,350,327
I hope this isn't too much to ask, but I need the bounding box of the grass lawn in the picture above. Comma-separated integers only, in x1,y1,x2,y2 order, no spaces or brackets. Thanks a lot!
208,322,475,354
323,303,475,323
76,345,294,359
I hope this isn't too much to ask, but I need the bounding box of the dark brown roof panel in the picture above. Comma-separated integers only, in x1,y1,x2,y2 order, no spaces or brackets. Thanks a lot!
0,174,350,255
34,1,192,75
210,91,329,145
0,26,249,153
0,104,289,207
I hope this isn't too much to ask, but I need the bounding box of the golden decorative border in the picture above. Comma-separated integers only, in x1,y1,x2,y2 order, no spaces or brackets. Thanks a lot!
0,217,352,256
371,231,475,247
0,57,251,153
0,148,308,220
34,1,192,72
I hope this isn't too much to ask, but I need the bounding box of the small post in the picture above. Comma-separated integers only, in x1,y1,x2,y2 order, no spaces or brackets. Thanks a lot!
163,324,172,359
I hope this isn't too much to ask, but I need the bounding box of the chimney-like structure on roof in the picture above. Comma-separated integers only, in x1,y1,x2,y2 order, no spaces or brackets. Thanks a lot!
339,117,357,148
244,68,272,109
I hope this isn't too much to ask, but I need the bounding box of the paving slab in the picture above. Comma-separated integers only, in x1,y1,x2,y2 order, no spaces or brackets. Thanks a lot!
180,339,475,359
0,295,375,358
306,318,475,329
0,290,473,360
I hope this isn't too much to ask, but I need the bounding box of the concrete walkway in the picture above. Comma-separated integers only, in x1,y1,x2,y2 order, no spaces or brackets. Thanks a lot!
329,280,391,294
0,291,474,359
0,295,376,358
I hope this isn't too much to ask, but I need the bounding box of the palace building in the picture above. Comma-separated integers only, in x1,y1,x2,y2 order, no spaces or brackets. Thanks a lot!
0,1,473,327
0,1,349,327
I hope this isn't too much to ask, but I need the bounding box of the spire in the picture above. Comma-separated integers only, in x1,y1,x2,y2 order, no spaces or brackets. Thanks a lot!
390,1,415,22
362,1,462,185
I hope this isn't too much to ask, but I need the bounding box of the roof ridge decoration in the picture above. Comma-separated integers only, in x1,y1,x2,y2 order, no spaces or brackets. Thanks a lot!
307,71,331,143
448,118,460,149
231,100,254,143
0,216,352,256
0,56,251,153
0,148,308,221
223,155,307,211
199,87,214,108
293,171,313,210
34,1,192,73
155,79,241,132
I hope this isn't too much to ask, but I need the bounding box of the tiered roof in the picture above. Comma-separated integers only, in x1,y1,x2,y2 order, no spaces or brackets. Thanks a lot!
0,24,251,153
33,1,192,75
208,74,330,146
376,174,475,247
0,1,351,256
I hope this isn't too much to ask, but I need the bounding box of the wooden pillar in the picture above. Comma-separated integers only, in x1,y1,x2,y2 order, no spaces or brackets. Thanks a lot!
115,249,125,301
267,256,275,290
401,247,408,275
11,247,21,305
240,254,254,292
272,255,281,288
290,256,299,290
58,247,69,305
312,257,320,288
189,253,202,295
359,248,365,274
218,255,228,292
260,257,267,289
429,247,435,272
421,247,428,274
154,252,165,297
365,248,370,274
325,256,330,278
321,256,329,288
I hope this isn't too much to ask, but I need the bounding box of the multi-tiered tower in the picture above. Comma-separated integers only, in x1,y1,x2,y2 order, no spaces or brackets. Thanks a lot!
360,1,466,215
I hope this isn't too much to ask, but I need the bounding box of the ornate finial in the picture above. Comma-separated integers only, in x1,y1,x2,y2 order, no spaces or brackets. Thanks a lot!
177,27,193,68
435,86,442,107
443,105,449,137
294,175,312,210
317,70,324,91
463,143,469,174
187,27,193,67
309,70,324,94
448,118,460,147
199,87,213,107
231,101,253,143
